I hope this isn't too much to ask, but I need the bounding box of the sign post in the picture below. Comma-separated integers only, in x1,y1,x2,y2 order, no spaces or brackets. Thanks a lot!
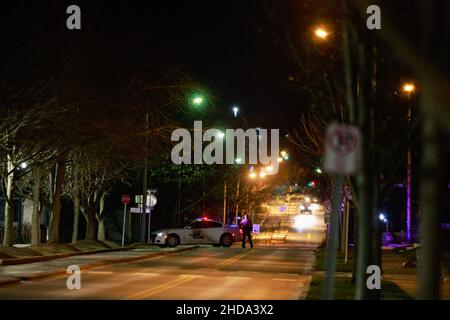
323,124,360,300
146,189,157,244
121,194,131,247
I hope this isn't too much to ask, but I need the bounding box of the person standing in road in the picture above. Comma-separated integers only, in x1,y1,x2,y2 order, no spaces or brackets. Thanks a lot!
240,214,253,248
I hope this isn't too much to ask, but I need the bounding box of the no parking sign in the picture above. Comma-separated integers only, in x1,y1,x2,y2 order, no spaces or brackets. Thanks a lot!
324,124,360,175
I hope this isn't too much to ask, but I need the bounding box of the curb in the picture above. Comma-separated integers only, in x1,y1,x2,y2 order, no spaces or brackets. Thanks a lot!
0,246,139,266
0,245,199,284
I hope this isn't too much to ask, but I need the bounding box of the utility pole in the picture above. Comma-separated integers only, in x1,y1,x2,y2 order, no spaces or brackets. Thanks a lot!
141,111,149,243
223,180,227,224
406,98,412,242
235,178,240,224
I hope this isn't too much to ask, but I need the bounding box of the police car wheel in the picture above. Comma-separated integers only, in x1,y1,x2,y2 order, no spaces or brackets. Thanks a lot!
166,234,179,247
220,234,233,247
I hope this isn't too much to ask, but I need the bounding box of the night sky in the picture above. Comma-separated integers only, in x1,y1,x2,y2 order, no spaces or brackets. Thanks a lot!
2,1,304,131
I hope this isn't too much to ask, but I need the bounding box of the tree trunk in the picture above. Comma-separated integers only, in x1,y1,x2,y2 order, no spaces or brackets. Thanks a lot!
97,220,105,241
31,165,44,246
48,156,66,243
71,191,80,244
85,206,97,240
97,193,106,241
2,154,16,247
417,116,444,299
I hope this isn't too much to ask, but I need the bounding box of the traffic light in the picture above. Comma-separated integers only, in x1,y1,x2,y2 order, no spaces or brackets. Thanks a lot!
307,180,316,188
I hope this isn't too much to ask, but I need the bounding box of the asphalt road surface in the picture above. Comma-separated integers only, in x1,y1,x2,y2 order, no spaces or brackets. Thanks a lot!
0,227,324,300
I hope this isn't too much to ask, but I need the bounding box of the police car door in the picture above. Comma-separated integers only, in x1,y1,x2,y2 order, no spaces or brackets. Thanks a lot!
200,221,223,244
189,221,208,244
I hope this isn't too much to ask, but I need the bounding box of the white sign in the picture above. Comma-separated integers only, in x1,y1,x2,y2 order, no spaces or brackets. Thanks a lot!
324,124,360,175
252,224,260,234
130,207,151,214
135,195,143,204
146,194,157,207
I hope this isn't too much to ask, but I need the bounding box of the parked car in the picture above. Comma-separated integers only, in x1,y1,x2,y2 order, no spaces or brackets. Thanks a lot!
151,219,241,248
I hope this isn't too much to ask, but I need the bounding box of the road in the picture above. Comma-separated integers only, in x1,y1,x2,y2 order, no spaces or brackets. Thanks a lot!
0,199,325,300
0,229,324,300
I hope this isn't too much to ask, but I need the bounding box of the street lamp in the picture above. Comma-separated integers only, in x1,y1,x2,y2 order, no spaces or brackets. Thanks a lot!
313,25,330,41
402,83,416,94
190,93,206,108
265,165,274,173
315,168,322,174
402,81,416,242
232,106,239,118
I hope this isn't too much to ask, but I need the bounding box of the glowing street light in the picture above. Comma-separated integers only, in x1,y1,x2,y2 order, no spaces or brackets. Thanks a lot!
232,106,239,118
313,26,330,40
259,171,266,178
402,83,416,94
277,157,283,163
20,162,27,169
280,150,287,157
235,158,242,164
315,168,322,174
265,165,273,173
190,93,206,108
379,213,385,221
249,172,256,179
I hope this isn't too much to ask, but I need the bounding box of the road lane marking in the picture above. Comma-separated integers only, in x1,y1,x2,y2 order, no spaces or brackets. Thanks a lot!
123,275,203,300
272,278,298,282
211,251,253,270
133,272,159,276
86,271,114,275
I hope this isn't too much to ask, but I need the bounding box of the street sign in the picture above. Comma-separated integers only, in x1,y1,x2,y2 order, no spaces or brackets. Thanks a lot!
252,224,260,233
130,207,150,214
146,193,157,208
135,195,143,204
324,124,360,175
121,194,131,205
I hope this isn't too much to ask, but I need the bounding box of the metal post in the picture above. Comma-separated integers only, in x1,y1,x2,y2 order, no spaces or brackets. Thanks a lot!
323,175,344,299
121,203,127,247
406,104,412,242
147,206,152,244
223,180,227,223
235,178,240,224
344,199,350,264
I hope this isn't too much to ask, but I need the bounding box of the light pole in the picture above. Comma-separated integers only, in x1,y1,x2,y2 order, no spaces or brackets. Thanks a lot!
403,82,416,242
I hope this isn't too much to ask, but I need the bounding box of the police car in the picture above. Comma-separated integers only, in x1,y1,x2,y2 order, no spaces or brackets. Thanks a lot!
151,218,241,248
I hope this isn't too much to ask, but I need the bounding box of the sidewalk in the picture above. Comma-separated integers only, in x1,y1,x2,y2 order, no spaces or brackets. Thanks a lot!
0,245,198,286
382,248,450,299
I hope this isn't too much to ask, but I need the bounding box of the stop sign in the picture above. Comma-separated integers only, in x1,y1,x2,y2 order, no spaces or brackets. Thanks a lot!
121,194,131,205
